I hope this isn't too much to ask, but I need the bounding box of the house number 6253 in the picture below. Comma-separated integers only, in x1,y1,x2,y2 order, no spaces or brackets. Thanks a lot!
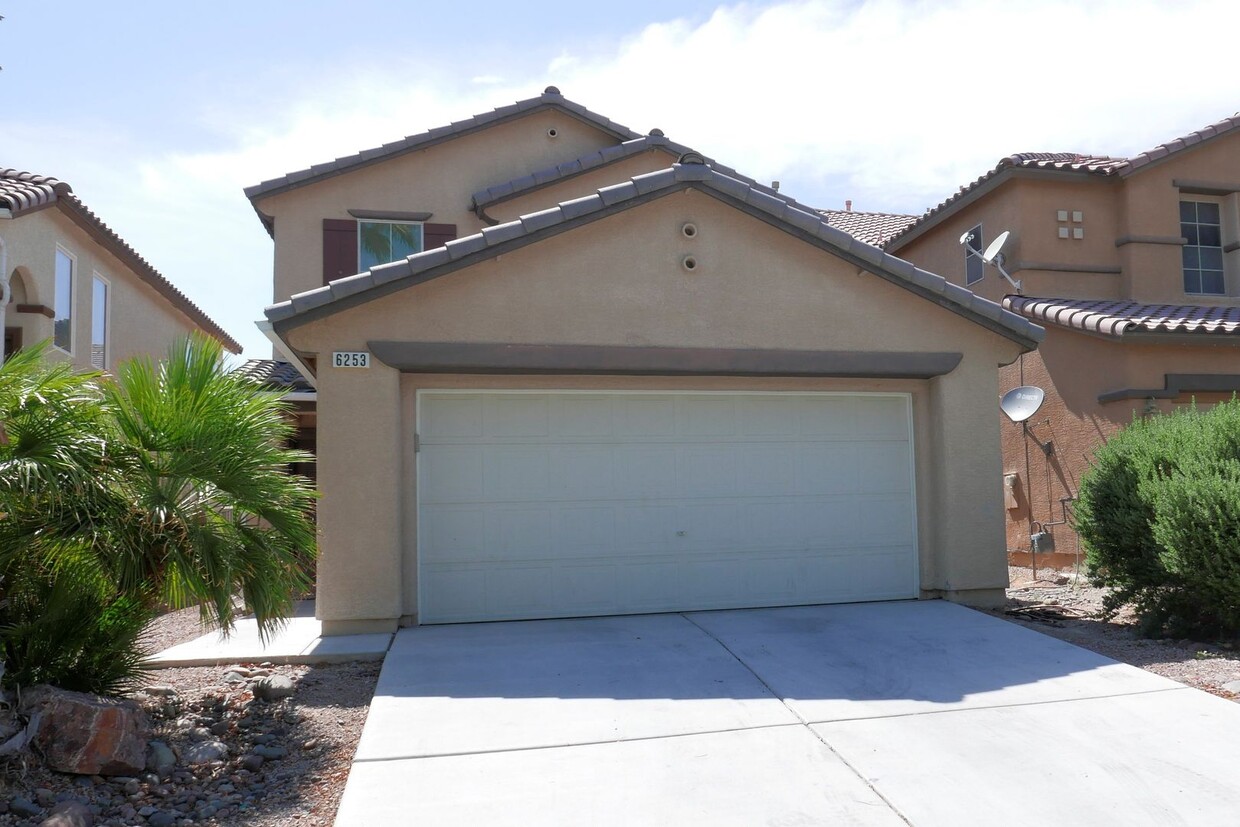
332,351,370,368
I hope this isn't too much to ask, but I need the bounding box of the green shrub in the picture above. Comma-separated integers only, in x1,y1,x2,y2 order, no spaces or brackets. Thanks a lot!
1076,399,1240,638
0,336,316,695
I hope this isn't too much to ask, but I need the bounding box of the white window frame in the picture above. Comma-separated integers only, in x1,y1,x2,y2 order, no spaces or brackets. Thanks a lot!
964,223,984,285
53,245,75,355
357,219,424,271
91,272,110,371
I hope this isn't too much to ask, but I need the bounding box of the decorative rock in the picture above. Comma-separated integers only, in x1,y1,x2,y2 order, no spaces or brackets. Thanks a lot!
188,727,212,740
252,744,287,760
39,800,93,827
147,811,176,827
121,778,140,796
11,796,41,817
222,672,247,684
181,740,228,765
209,721,230,736
19,686,149,776
240,754,264,772
252,675,295,701
1224,680,1240,694
35,788,56,806
251,733,276,745
145,686,178,697
146,741,176,778
302,738,319,750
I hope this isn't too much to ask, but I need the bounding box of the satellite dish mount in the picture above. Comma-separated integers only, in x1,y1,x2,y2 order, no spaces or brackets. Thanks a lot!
961,229,1022,294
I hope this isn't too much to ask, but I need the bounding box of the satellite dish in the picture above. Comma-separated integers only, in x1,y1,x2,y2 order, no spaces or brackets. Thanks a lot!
1000,385,1045,423
983,230,1011,265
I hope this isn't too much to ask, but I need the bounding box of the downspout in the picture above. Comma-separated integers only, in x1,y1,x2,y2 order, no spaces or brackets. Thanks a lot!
0,231,9,367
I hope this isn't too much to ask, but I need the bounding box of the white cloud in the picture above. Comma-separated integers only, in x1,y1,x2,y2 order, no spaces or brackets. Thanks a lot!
16,0,1240,356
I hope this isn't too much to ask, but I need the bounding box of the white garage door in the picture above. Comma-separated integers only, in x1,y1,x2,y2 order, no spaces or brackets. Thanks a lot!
417,391,917,623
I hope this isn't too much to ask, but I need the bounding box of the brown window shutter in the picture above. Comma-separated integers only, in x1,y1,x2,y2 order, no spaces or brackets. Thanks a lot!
323,218,358,284
423,223,457,250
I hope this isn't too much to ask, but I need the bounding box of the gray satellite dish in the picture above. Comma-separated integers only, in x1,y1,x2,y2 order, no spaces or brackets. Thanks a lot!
1000,385,1045,423
983,230,1010,264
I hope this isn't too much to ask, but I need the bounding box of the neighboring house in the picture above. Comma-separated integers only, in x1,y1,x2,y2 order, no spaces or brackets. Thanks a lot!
880,114,1240,567
0,168,240,369
247,88,1041,635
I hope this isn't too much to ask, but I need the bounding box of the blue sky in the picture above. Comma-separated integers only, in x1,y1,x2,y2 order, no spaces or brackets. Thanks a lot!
4,0,1240,357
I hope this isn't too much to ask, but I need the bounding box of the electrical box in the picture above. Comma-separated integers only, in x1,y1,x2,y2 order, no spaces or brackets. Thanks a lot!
1003,473,1020,510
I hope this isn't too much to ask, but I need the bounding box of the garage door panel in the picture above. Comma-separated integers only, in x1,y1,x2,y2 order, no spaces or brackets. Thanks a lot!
420,446,484,503
418,392,917,623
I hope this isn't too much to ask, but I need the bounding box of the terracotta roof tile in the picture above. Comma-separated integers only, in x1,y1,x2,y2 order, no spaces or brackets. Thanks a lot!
1124,111,1240,174
0,168,241,353
818,209,919,247
1003,296,1240,338
232,359,314,392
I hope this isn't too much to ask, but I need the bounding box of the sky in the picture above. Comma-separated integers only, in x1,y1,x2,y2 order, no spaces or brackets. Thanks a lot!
4,0,1240,358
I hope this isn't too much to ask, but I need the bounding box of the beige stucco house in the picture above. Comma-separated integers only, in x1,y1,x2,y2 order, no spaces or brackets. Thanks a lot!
0,168,240,368
882,114,1240,567
248,88,1042,634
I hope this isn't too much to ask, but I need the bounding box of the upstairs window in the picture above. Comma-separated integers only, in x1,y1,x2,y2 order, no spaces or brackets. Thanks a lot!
91,275,108,370
359,221,423,271
54,247,74,352
1181,200,1224,295
964,224,984,285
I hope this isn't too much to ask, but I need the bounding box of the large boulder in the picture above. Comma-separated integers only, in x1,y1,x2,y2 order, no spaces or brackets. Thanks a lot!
19,686,150,776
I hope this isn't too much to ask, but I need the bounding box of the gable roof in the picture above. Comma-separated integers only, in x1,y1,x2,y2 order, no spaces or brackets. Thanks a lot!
885,111,1240,251
266,159,1042,350
244,87,642,217
0,168,242,353
819,208,919,247
469,130,782,221
1004,295,1240,340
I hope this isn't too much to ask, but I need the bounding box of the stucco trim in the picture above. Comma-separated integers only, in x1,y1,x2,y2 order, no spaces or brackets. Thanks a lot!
347,209,433,222
1115,235,1186,247
367,341,965,379
1173,178,1240,196
1011,261,1122,275
14,303,54,318
1099,373,1240,404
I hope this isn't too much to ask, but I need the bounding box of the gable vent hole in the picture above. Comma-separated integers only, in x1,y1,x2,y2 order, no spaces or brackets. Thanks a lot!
547,127,559,138
682,255,698,272
682,222,698,239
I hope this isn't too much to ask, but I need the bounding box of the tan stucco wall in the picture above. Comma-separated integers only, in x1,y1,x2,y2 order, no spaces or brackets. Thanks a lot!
1,208,206,372
280,189,1025,629
999,329,1240,563
255,111,623,305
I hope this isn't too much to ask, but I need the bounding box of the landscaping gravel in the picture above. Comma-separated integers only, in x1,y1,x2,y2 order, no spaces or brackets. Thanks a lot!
0,610,381,827
998,566,1240,702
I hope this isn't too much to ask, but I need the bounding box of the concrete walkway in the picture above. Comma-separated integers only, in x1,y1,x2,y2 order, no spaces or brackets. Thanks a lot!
148,601,392,668
335,600,1240,826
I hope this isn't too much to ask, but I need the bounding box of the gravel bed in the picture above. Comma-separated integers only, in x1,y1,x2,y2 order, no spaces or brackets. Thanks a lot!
995,566,1240,701
0,609,381,827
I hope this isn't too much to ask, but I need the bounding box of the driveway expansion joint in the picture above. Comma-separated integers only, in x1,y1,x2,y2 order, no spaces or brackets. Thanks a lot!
677,612,914,825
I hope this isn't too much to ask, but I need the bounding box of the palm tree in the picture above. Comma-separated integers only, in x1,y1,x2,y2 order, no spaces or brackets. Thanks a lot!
0,335,316,693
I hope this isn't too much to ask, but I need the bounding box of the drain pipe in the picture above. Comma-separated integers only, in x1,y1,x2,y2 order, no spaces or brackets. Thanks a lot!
0,233,8,367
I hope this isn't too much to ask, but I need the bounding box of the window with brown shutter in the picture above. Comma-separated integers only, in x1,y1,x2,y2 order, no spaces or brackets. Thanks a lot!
423,223,457,250
322,218,358,285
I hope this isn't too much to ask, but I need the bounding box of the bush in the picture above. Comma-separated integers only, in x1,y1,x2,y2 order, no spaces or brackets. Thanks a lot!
0,336,316,694
1076,399,1240,638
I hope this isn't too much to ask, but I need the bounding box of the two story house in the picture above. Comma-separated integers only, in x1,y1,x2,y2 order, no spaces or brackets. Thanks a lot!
246,88,1041,635
1,168,240,368
884,114,1240,567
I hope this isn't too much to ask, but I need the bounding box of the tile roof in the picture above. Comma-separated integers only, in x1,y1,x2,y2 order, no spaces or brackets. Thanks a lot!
0,168,241,353
818,209,919,247
266,159,1043,350
244,87,642,211
1003,296,1240,338
886,111,1240,251
232,359,314,391
469,130,783,218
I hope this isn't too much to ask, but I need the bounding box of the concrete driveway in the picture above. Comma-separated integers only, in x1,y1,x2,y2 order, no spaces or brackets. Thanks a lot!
334,601,1240,826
